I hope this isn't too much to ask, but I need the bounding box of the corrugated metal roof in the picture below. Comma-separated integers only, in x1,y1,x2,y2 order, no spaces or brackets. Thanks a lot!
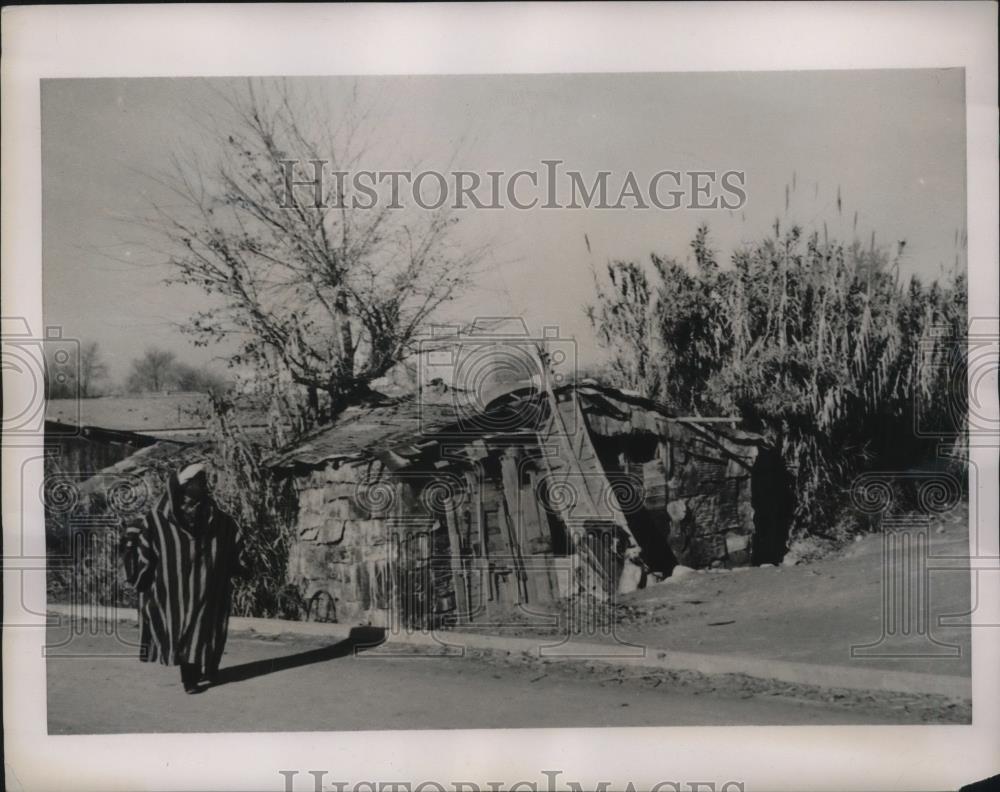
267,381,763,471
268,392,464,468
45,392,269,440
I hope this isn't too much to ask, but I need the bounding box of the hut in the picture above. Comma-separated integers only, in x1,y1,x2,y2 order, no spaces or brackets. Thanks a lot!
269,380,793,629
43,392,272,606
44,392,271,480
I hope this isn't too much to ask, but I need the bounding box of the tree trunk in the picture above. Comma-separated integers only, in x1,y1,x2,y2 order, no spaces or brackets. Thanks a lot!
332,288,355,382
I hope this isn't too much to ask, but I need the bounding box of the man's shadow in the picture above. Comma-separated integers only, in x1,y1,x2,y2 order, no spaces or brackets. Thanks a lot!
209,626,386,688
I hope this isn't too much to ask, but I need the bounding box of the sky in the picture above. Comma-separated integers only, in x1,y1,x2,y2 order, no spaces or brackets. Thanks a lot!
41,70,967,385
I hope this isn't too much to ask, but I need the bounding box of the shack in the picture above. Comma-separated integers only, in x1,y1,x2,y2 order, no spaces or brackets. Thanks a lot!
44,392,271,480
270,380,792,629
43,392,270,603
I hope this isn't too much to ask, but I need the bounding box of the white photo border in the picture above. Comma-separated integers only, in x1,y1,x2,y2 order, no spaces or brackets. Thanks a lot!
2,3,997,791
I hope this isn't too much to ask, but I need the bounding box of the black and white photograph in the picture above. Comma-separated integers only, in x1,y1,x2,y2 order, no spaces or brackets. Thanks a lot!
3,4,998,791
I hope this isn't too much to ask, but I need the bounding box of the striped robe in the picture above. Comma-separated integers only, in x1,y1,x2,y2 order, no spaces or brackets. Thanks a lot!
124,477,244,672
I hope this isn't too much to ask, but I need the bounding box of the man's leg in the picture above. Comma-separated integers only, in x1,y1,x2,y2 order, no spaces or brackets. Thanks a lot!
179,662,201,693
201,662,218,685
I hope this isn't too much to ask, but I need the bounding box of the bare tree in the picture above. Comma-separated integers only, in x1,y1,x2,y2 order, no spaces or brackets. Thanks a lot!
78,341,109,398
45,339,108,399
142,79,482,426
126,347,178,393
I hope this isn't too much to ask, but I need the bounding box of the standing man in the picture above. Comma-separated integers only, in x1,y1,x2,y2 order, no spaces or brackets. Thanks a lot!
123,462,246,694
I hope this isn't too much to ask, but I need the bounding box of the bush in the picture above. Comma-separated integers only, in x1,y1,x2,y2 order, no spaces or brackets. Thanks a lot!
588,223,967,536
205,393,301,618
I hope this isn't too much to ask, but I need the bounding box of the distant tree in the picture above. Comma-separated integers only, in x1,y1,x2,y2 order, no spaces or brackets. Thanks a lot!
172,362,229,395
124,347,230,395
126,347,177,393
45,340,108,399
78,342,109,397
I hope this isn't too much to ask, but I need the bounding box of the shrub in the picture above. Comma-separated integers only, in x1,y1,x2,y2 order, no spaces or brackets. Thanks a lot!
204,392,301,618
588,223,967,536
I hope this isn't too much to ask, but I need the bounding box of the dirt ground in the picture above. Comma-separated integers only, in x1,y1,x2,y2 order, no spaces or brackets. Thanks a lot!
45,622,963,735
466,506,973,678
614,509,973,676
45,506,973,733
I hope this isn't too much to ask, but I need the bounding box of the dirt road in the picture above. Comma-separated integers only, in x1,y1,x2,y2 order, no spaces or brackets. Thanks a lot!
47,621,925,734
614,507,973,676
45,508,972,733
468,506,973,679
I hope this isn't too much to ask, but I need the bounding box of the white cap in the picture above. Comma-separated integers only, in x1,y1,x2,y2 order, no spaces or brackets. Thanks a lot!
177,463,207,484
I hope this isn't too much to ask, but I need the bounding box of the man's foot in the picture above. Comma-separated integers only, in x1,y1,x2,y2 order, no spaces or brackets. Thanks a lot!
180,662,203,694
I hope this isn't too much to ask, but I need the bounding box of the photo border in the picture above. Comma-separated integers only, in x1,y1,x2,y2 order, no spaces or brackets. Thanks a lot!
3,3,997,790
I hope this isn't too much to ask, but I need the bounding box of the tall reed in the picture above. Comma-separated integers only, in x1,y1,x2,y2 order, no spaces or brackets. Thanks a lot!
588,224,967,536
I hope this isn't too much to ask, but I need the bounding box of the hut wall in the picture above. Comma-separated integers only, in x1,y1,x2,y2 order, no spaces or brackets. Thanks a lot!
581,393,790,570
286,460,457,628
285,450,572,629
657,424,760,568
285,461,395,627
